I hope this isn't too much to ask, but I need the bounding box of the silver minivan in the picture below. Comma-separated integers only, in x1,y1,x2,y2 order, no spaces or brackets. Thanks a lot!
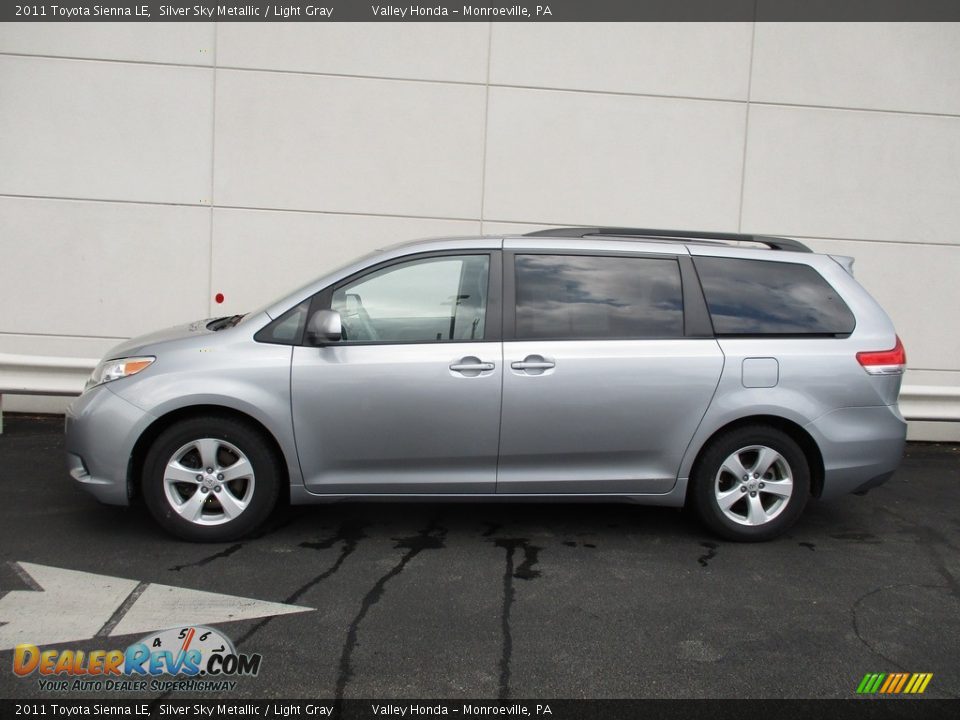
65,228,907,542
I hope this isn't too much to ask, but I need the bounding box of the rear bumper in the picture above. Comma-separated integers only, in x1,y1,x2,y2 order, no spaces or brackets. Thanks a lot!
64,384,155,506
805,404,907,500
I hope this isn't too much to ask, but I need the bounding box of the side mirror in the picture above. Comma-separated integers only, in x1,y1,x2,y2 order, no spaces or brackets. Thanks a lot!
306,309,342,345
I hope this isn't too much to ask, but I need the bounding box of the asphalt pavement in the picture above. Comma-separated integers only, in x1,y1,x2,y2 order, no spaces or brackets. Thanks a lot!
1,414,958,700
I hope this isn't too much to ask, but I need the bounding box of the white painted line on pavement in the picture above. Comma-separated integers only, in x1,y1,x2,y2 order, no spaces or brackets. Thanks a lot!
0,563,139,650
0,562,313,650
109,581,312,637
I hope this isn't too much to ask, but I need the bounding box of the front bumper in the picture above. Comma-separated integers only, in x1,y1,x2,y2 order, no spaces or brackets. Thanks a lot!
805,404,908,500
65,384,155,506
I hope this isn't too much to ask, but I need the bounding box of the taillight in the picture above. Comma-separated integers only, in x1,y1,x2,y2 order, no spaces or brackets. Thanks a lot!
856,336,906,375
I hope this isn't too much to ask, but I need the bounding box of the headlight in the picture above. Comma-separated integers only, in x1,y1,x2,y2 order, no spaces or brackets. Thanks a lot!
85,356,155,391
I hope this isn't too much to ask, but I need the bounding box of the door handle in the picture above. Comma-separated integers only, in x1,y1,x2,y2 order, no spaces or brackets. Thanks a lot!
510,355,555,375
510,361,555,370
449,356,495,376
450,362,495,372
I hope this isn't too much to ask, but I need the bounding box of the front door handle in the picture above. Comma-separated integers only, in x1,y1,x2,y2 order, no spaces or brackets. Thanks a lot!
449,356,495,376
510,355,555,375
450,362,495,372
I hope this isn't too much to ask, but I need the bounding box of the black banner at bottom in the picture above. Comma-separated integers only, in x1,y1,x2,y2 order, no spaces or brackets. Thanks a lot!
1,699,957,720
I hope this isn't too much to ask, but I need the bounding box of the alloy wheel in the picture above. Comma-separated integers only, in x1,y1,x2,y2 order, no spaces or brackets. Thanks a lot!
162,438,256,526
713,445,794,526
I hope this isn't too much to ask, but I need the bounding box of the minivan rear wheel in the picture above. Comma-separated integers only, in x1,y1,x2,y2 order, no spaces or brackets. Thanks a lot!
690,425,810,542
142,416,281,542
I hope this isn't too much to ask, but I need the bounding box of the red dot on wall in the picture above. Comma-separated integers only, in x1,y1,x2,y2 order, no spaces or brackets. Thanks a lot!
215,293,224,304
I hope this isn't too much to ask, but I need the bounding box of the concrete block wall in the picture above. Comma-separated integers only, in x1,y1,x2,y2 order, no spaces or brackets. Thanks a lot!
1,22,958,440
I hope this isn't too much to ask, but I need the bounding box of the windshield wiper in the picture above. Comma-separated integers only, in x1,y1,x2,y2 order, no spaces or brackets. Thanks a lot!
206,314,245,331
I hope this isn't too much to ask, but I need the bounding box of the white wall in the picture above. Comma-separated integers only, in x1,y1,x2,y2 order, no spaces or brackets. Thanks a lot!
1,22,958,440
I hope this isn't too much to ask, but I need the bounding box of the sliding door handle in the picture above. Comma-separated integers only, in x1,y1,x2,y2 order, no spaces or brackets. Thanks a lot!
510,355,555,375
510,361,555,370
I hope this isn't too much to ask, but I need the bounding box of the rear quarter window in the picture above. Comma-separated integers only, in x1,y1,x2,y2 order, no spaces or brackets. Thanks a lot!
693,257,856,336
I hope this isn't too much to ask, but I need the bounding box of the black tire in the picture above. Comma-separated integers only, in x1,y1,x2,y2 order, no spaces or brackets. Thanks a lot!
142,415,282,542
690,425,810,542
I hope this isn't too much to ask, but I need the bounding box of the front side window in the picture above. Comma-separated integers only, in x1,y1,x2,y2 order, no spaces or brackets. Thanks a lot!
693,256,856,335
331,255,490,343
514,254,684,340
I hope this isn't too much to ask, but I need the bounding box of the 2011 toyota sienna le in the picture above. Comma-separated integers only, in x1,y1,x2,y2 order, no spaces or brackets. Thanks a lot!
65,227,907,542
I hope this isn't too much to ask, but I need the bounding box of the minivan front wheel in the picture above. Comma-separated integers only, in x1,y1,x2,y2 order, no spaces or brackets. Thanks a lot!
142,416,281,542
691,426,810,542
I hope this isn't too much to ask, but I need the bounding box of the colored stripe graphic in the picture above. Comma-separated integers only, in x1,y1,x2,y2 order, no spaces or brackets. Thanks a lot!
893,673,909,693
888,673,908,693
881,673,898,693
909,673,932,693
856,673,885,694
857,672,932,694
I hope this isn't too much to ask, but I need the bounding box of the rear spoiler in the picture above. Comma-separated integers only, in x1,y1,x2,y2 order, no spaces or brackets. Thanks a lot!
830,255,855,276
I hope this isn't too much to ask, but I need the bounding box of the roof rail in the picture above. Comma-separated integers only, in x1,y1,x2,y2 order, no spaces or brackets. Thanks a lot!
522,227,812,253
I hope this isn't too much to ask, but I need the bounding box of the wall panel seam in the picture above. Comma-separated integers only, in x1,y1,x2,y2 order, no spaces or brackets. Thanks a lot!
4,52,960,119
0,332,129,341
479,21,493,234
4,192,960,249
736,15,757,233
207,22,219,317
0,193,482,223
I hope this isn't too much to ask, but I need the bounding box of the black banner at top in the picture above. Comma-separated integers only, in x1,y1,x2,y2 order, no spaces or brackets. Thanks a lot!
4,0,960,22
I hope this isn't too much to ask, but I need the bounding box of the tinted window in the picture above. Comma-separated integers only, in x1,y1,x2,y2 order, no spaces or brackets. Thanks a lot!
514,255,684,340
254,299,309,345
693,257,855,335
332,255,489,343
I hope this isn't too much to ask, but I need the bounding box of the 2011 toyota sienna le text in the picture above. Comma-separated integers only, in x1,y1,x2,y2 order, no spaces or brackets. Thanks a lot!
65,227,908,542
